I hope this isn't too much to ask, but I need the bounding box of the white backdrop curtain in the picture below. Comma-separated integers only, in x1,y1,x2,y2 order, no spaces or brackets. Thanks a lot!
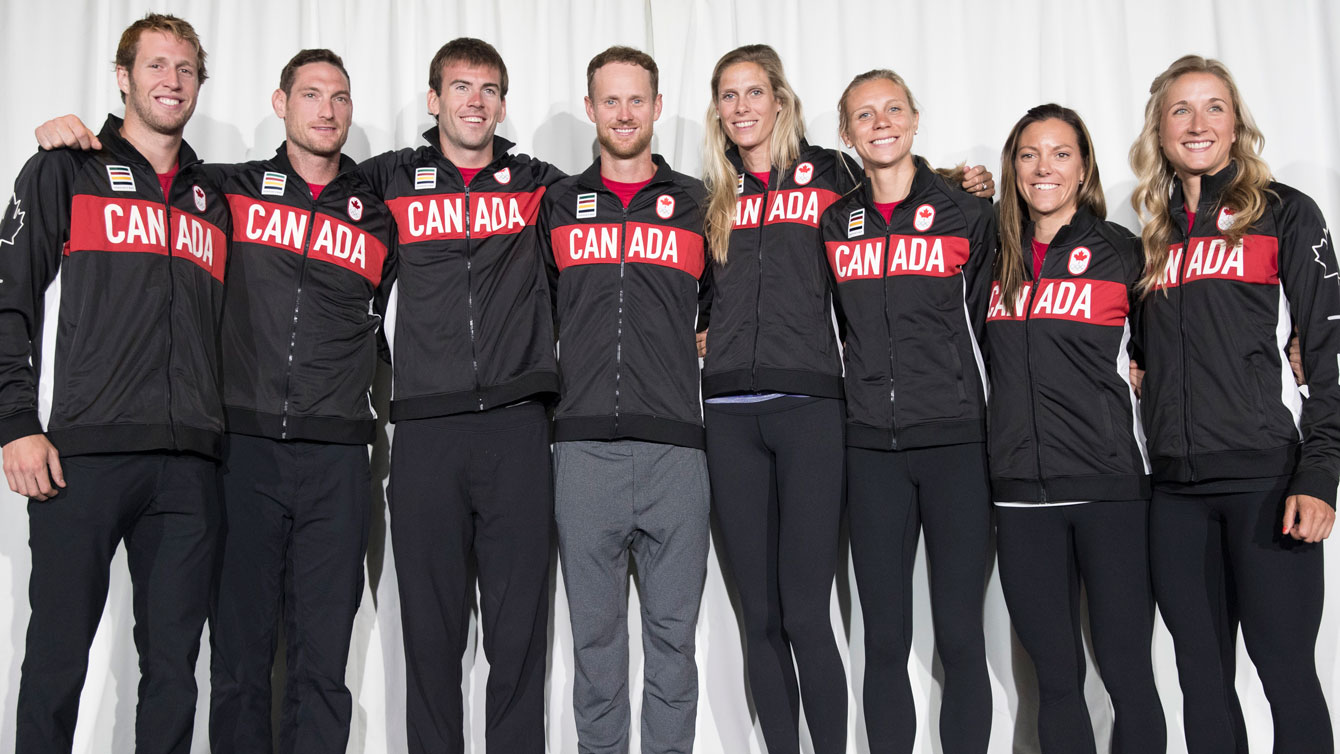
0,1,1337,752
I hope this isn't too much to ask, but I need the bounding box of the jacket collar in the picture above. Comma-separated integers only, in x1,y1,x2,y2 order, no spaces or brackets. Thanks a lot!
1022,205,1098,254
419,128,516,171
97,114,200,171
858,156,936,217
576,153,676,194
270,142,359,183
1170,160,1239,221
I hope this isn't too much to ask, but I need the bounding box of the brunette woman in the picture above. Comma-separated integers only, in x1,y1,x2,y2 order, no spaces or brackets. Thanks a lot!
987,103,1165,753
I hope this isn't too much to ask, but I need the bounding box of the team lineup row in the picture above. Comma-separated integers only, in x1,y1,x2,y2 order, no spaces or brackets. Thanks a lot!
3,11,1335,754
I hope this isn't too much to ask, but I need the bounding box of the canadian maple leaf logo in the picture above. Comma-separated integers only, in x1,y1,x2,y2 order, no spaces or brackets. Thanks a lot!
0,196,24,247
919,207,932,218
1074,249,1088,261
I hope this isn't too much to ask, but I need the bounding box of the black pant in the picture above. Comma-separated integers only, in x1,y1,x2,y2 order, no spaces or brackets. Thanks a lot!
16,452,218,754
996,500,1166,754
1150,482,1332,754
388,403,553,754
705,397,847,754
846,442,992,754
209,434,371,754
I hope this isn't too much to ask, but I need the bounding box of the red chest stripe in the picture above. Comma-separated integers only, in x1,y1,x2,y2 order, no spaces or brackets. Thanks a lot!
734,188,840,230
386,189,544,244
69,195,227,281
826,234,970,281
552,221,705,277
986,279,1129,325
228,196,388,285
1155,234,1279,288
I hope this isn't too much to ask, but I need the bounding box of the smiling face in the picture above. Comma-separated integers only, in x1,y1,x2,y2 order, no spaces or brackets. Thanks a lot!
841,77,918,171
715,61,781,157
273,62,351,159
1014,118,1084,224
428,60,506,163
1159,71,1236,180
586,61,662,160
117,30,200,136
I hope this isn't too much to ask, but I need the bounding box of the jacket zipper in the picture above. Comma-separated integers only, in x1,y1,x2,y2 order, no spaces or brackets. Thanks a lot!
278,186,321,439
883,212,899,450
161,172,178,447
751,172,768,390
1177,210,1196,480
1022,247,1048,502
614,195,631,433
463,174,484,410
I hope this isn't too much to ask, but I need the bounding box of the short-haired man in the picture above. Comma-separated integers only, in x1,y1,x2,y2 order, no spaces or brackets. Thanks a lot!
539,46,712,754
204,49,395,754
31,47,398,754
356,38,564,754
0,14,229,753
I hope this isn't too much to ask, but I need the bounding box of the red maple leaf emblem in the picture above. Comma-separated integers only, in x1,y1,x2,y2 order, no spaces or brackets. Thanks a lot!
918,207,933,218
1074,249,1088,261
350,197,362,211
659,197,672,209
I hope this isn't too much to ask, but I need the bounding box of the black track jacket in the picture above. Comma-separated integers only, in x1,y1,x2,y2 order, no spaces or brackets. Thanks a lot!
820,158,996,450
541,156,710,449
985,209,1149,503
1139,163,1340,505
218,145,395,445
700,142,856,399
361,133,564,422
0,116,229,458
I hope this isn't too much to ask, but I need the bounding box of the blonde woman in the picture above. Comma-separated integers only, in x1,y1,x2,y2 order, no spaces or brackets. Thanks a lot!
817,69,994,754
699,47,991,754
1131,55,1336,754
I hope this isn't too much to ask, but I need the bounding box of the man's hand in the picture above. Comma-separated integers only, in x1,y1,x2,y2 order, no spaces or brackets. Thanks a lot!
696,329,708,359
35,115,100,151
3,434,65,501
962,164,995,199
1282,494,1335,543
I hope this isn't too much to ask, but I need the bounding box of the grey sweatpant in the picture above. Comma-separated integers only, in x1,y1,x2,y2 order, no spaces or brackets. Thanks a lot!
554,440,711,754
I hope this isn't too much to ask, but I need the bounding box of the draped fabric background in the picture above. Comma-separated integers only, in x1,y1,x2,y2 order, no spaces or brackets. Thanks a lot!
0,1,1337,752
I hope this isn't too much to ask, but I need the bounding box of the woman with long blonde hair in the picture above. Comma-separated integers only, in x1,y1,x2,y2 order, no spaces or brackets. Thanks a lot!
697,46,990,754
1131,54,1336,753
817,68,995,754
986,103,1164,753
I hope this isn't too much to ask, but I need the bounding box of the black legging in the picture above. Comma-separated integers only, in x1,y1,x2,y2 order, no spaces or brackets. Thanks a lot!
996,499,1166,754
705,396,847,754
1150,482,1332,754
846,442,992,754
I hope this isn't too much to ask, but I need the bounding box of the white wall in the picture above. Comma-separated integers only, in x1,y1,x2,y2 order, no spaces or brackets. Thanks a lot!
0,1,1336,752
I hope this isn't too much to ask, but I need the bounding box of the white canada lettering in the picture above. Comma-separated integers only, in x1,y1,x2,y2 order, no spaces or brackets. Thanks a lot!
246,204,308,249
472,196,526,235
1184,238,1244,279
833,241,883,279
103,203,166,246
765,190,820,225
987,281,1032,319
627,226,679,263
1031,280,1093,320
407,197,465,238
735,196,763,227
888,236,946,273
174,215,213,266
310,219,367,268
568,226,620,261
